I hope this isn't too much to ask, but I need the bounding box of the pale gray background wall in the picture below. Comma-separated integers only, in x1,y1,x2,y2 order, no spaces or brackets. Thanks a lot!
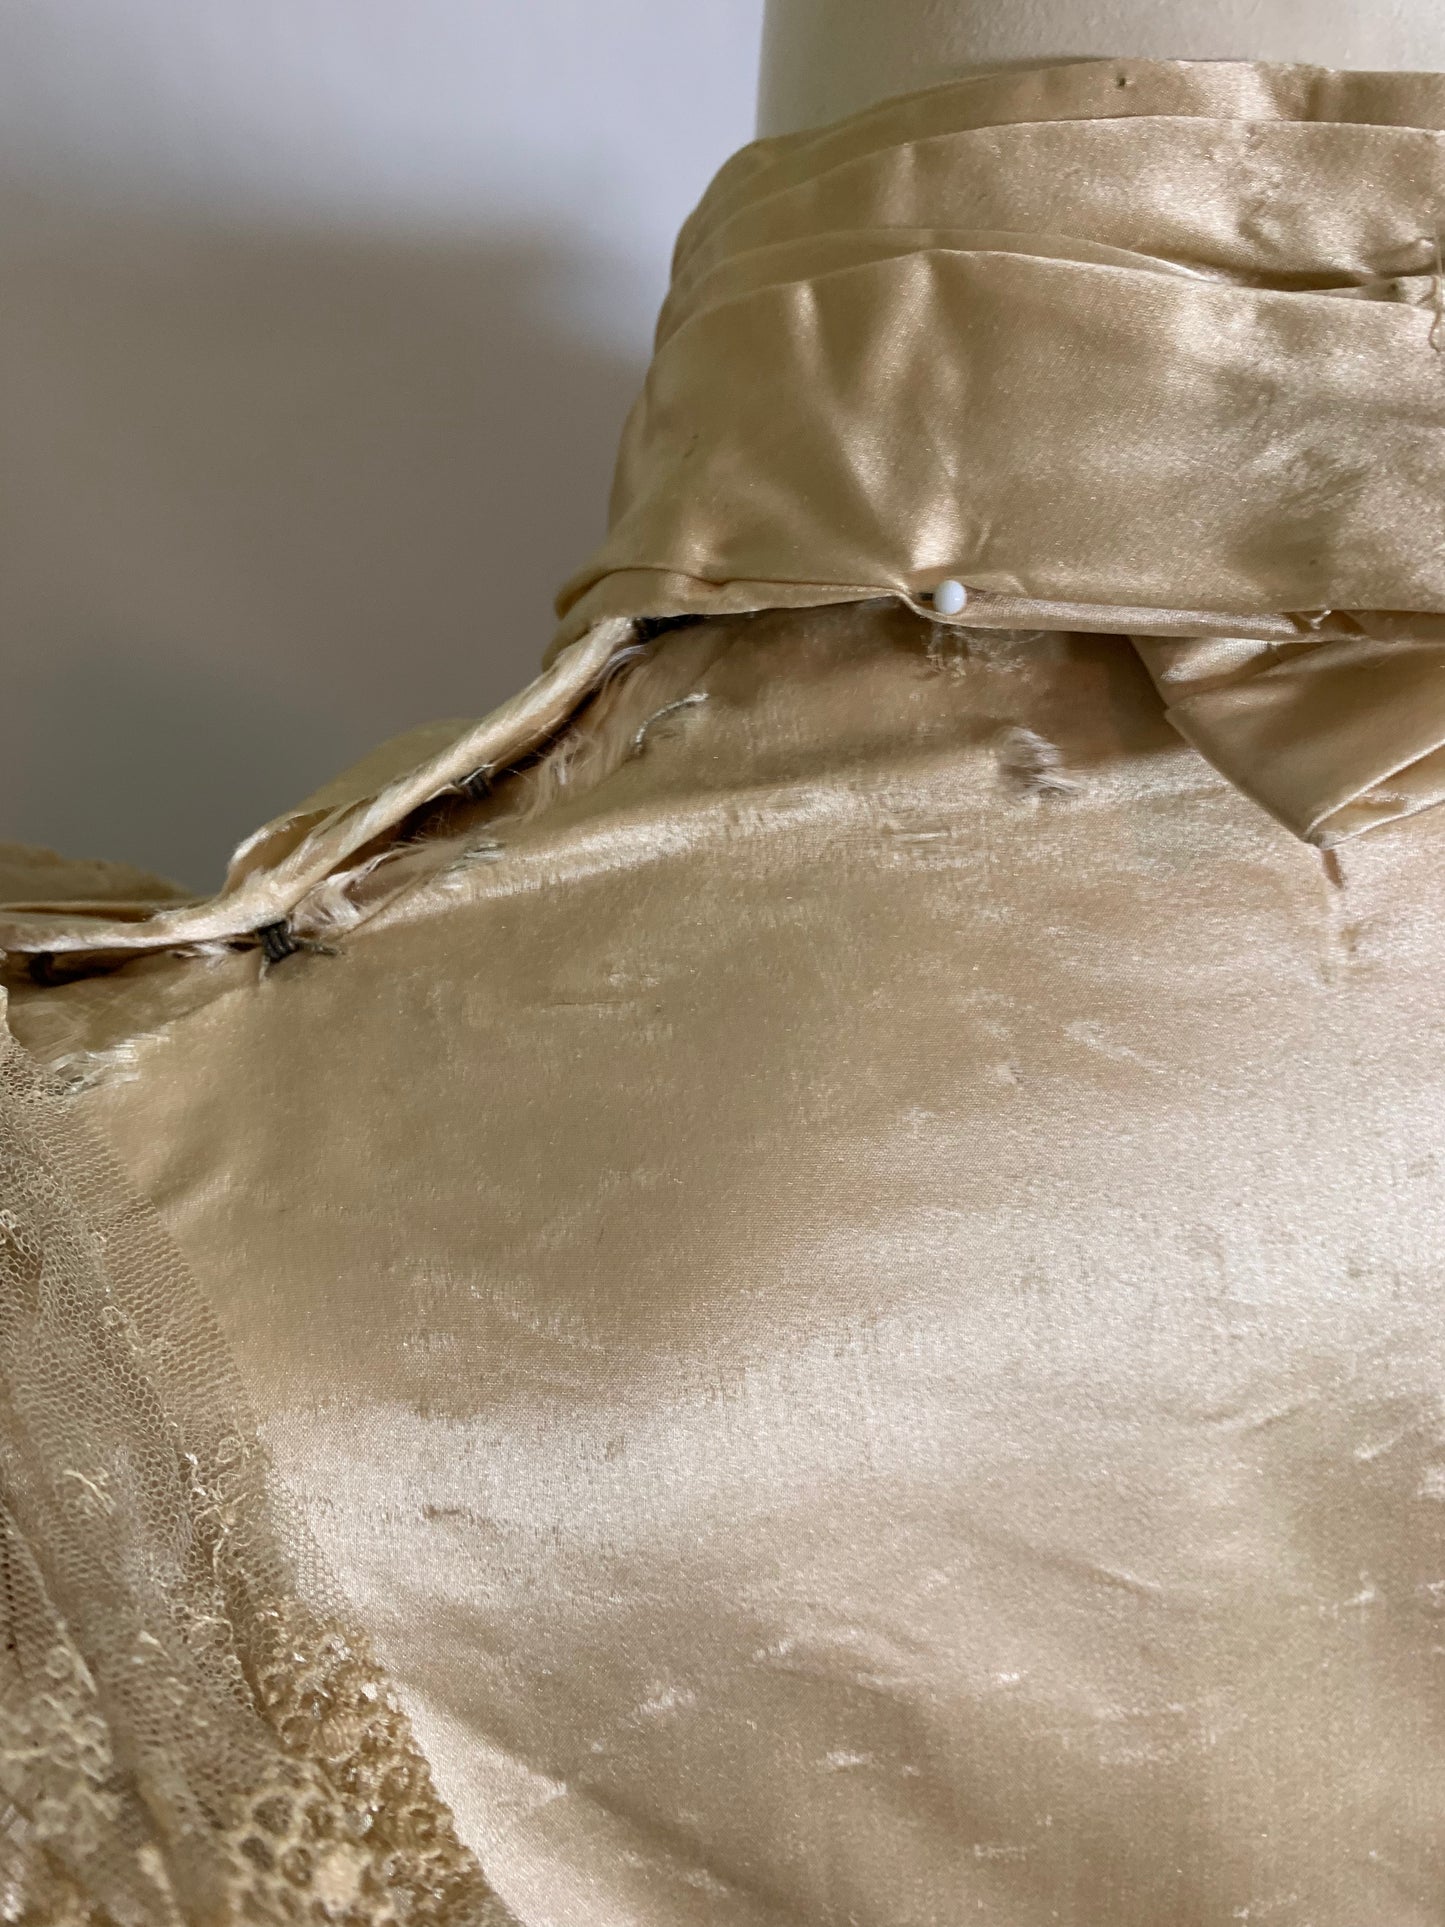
0,1,765,888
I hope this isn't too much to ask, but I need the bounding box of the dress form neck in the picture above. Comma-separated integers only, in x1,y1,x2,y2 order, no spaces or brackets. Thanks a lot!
758,0,1445,134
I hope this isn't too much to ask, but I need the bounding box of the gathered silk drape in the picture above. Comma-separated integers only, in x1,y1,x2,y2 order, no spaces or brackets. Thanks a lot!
556,58,1445,849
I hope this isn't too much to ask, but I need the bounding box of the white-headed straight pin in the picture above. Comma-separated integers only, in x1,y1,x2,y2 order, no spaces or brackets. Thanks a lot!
930,579,968,616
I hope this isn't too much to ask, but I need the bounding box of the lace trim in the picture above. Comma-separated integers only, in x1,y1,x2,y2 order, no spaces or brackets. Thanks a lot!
0,1011,513,1924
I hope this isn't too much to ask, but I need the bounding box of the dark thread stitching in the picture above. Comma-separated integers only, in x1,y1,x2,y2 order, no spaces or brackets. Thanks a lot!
256,921,302,965
255,921,337,968
457,767,493,801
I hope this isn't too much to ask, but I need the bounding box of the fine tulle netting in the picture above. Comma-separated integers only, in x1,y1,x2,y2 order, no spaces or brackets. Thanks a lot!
0,1009,512,1924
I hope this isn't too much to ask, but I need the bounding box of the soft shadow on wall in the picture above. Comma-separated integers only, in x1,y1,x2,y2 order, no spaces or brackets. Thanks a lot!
0,206,647,892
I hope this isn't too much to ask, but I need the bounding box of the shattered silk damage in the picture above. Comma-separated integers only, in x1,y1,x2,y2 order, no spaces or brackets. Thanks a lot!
6,56,1445,1927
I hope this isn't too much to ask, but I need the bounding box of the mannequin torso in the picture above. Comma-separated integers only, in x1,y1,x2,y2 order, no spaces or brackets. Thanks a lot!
759,0,1445,133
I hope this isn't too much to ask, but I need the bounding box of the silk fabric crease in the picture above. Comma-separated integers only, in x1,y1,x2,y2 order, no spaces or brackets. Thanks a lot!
5,55,1445,1927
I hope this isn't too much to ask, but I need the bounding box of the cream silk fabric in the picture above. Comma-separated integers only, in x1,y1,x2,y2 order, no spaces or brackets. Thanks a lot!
6,57,1445,1927
560,58,1445,849
12,607,1445,1927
